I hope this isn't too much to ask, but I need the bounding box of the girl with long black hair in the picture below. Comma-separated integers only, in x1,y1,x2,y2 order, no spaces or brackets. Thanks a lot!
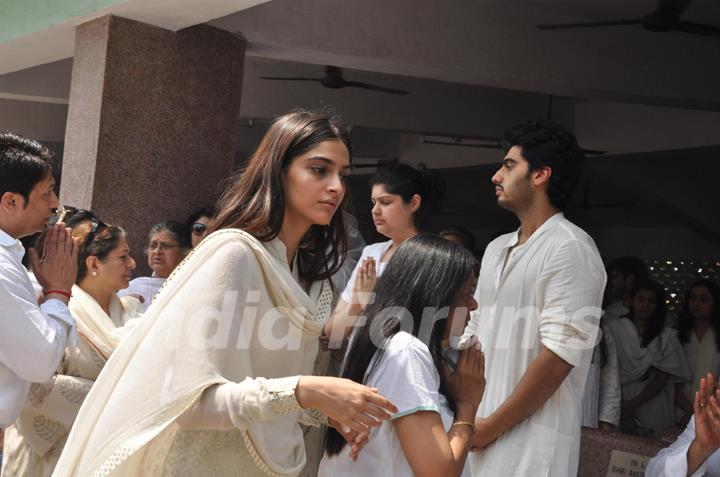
319,234,484,477
608,279,690,437
675,279,720,427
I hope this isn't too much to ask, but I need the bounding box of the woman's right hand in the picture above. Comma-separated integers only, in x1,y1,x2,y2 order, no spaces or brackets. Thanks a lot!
693,373,720,452
442,338,485,413
295,376,398,436
352,258,377,310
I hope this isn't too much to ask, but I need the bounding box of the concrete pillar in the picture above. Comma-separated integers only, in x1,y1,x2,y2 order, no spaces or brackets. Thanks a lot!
61,15,245,273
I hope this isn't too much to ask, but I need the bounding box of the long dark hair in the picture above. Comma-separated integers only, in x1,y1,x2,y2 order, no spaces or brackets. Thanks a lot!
211,110,352,282
677,279,720,349
324,234,475,456
370,163,445,230
626,279,667,348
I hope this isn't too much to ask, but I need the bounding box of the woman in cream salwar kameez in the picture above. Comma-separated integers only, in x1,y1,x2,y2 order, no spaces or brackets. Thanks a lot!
2,212,141,476
53,110,397,477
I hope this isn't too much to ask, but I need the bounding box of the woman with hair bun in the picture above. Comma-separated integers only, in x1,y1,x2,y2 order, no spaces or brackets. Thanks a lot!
323,163,445,345
54,110,397,477
2,209,141,477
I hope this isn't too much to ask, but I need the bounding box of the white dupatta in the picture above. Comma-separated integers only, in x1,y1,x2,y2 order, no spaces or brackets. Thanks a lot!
69,285,141,360
53,230,332,477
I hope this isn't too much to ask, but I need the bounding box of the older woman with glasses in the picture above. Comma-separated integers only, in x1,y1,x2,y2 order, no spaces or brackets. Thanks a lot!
1,209,142,477
119,221,190,312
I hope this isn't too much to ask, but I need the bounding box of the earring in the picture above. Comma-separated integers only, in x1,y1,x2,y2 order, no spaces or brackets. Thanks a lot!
92,271,98,277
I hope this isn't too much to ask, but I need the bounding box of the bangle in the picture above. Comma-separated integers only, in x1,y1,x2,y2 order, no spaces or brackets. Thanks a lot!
452,420,476,434
45,289,72,299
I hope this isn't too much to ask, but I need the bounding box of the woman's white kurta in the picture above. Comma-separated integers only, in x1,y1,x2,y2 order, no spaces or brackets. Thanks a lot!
609,319,691,437
53,230,333,477
682,329,720,404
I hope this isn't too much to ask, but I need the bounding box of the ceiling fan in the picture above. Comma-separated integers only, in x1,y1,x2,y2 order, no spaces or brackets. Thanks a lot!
537,0,720,38
259,65,410,95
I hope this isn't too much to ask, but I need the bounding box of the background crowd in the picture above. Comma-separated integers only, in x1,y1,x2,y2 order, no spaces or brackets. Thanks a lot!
0,113,718,476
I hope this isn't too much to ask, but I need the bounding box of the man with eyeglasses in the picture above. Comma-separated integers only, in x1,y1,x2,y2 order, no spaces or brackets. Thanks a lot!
0,133,78,430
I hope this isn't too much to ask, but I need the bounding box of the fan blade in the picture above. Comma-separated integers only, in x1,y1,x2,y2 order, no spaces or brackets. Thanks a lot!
537,19,642,30
325,66,344,80
674,21,720,38
258,76,322,82
581,148,607,155
343,81,410,95
658,0,694,17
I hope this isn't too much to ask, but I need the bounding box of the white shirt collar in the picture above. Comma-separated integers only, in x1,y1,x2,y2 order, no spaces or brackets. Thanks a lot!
499,212,565,253
0,227,26,263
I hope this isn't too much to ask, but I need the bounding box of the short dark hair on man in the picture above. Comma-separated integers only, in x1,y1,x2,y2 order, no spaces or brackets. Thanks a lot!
185,206,216,229
502,120,585,211
439,226,476,252
608,256,649,283
0,132,54,203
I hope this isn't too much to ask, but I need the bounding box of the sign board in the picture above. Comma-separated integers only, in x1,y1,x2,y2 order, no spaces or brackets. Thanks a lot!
606,449,651,477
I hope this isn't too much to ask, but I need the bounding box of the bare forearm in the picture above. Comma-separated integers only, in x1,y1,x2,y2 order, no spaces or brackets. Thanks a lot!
625,371,669,410
446,426,474,476
482,347,572,437
687,439,716,476
324,300,364,343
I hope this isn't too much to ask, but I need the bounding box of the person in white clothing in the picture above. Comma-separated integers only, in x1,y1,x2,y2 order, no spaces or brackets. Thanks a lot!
323,163,444,347
52,110,398,477
676,280,720,429
0,133,78,428
463,120,606,477
603,256,649,323
646,372,720,476
581,322,622,430
320,234,484,477
118,221,190,312
610,279,691,438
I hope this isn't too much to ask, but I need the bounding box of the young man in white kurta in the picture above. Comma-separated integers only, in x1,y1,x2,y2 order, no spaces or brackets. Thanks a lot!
463,120,606,477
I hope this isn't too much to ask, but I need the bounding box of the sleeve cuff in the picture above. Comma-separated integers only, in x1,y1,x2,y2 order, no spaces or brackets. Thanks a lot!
41,298,77,347
264,375,303,416
664,441,706,477
299,408,328,427
41,298,75,327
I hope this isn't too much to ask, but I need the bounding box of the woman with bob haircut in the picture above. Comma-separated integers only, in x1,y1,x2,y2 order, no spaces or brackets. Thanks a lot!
54,110,398,477
323,163,445,346
2,209,142,477
319,234,485,477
